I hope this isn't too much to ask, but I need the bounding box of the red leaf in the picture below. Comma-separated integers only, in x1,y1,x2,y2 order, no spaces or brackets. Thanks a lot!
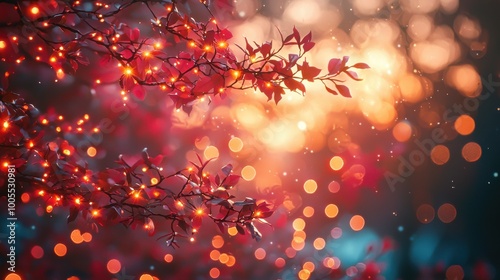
132,85,146,100
336,84,351,97
303,42,315,52
67,206,79,223
245,38,254,56
284,33,294,44
222,174,240,188
298,61,321,82
351,62,370,69
328,58,342,75
292,26,301,44
345,70,363,81
284,78,306,93
192,216,202,229
260,42,272,58
130,28,140,41
325,85,338,95
301,31,312,44
236,224,245,235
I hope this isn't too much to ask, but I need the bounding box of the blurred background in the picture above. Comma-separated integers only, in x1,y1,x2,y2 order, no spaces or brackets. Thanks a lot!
1,0,500,279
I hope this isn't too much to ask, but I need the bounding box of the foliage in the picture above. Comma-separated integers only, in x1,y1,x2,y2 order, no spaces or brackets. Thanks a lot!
0,0,367,247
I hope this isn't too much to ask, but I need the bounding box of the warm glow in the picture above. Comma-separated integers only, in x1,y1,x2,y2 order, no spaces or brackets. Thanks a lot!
324,204,339,218
82,232,92,242
54,243,67,257
462,142,482,162
31,6,40,15
164,254,173,263
5,273,22,280
228,226,238,236
139,274,154,280
228,137,244,152
392,121,412,142
209,268,220,279
431,145,450,165
302,206,314,218
31,245,44,259
454,115,475,136
209,250,220,261
254,248,266,260
204,145,219,159
416,204,435,224
212,235,224,248
241,165,256,181
107,259,121,274
329,156,344,171
71,229,84,244
438,203,457,223
313,238,326,250
87,146,97,157
349,215,365,231
292,218,306,231
303,179,318,194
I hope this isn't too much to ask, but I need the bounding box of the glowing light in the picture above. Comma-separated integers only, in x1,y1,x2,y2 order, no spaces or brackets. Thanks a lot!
87,147,97,157
438,203,457,223
210,250,220,261
292,218,306,231
462,142,482,162
21,193,30,203
302,206,314,218
74,198,81,205
241,165,256,181
31,6,40,15
454,115,475,135
63,149,71,156
151,177,159,185
446,265,465,280
71,229,84,244
328,181,340,193
446,64,482,97
3,121,9,129
313,238,326,250
324,204,339,218
54,243,67,257
82,232,92,242
228,226,238,236
5,273,22,280
92,210,99,216
204,145,219,159
196,208,204,215
46,205,53,213
139,274,154,280
392,121,412,142
416,204,435,224
275,258,286,268
303,179,318,194
349,215,365,231
254,248,266,260
431,145,450,165
107,259,121,274
0,41,6,49
209,268,220,279
329,156,344,171
31,245,44,259
124,68,133,75
228,137,244,152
